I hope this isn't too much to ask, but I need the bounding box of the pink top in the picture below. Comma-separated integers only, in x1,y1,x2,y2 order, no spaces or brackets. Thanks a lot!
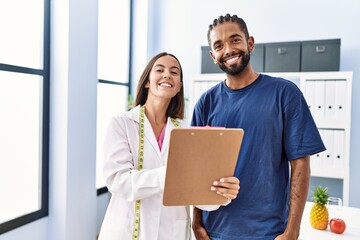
155,124,166,151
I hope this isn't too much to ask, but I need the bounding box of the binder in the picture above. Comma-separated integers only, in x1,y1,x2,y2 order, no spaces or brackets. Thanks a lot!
314,80,325,118
304,80,315,115
322,129,334,167
324,80,336,117
311,129,324,167
163,127,244,206
333,130,345,167
335,80,346,117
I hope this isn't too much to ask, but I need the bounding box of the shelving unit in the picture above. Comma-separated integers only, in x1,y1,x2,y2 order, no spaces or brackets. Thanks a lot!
299,72,352,206
189,71,353,206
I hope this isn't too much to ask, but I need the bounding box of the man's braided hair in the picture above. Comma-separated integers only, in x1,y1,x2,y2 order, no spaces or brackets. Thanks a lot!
207,14,250,47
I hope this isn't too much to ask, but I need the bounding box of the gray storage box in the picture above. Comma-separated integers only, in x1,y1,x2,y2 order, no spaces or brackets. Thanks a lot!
301,39,340,72
265,41,301,72
251,43,265,72
201,46,222,73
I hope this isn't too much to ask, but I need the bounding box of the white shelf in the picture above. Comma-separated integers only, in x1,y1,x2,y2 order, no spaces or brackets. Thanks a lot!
314,118,347,129
310,164,346,179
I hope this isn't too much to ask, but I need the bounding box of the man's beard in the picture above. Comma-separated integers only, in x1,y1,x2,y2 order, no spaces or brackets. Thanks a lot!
218,50,251,75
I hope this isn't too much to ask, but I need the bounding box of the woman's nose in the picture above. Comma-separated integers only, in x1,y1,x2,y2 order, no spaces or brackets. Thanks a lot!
162,71,170,79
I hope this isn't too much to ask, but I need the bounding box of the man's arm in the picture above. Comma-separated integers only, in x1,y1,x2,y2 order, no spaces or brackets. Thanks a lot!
275,156,310,240
192,207,210,240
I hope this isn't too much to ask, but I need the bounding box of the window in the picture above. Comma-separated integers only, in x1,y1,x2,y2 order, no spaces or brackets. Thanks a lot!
0,0,50,234
96,0,132,193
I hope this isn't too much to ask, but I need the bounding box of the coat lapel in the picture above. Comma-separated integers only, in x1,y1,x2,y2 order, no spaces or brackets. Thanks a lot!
161,118,175,155
127,106,163,163
127,106,182,165
143,115,163,161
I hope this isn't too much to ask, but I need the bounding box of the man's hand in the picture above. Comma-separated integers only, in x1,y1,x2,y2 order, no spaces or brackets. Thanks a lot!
274,231,299,240
211,176,240,199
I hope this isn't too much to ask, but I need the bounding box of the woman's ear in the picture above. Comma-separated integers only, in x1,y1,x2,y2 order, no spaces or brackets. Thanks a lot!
144,80,150,88
178,81,183,92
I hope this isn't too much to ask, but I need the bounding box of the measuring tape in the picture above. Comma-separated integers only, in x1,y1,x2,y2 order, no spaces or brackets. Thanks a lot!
132,105,180,240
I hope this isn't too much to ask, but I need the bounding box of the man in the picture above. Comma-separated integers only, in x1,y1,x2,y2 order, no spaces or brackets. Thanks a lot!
191,14,326,240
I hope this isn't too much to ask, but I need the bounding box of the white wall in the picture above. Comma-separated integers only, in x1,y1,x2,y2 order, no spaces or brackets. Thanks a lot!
0,0,99,239
147,0,360,207
48,0,98,238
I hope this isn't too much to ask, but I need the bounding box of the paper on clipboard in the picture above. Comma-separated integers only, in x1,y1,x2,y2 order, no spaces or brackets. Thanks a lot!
163,127,244,206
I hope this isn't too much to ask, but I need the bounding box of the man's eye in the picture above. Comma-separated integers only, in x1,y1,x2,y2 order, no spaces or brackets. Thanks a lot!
214,45,222,51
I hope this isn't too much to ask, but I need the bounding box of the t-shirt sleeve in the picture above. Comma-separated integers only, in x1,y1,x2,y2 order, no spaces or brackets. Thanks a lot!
190,97,205,127
283,87,326,160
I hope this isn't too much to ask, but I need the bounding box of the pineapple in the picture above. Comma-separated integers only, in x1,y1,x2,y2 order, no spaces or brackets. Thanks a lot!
310,186,329,230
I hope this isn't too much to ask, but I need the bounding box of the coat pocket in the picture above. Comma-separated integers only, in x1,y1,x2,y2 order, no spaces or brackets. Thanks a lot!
173,219,191,240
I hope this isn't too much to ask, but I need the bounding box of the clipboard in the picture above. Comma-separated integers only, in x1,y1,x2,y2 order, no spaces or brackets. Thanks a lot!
163,127,244,206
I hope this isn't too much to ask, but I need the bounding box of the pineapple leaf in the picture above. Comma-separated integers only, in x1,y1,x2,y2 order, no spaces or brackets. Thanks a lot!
312,185,329,205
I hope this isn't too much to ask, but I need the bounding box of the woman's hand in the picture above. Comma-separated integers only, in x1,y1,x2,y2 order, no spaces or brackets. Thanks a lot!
211,176,240,200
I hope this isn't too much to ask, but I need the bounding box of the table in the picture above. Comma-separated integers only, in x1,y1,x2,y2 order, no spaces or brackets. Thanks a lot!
299,202,360,240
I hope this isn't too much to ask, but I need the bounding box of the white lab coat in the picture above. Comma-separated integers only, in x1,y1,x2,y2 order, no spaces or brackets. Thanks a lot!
98,106,191,240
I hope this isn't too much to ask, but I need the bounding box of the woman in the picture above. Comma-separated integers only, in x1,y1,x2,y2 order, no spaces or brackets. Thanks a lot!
98,52,240,240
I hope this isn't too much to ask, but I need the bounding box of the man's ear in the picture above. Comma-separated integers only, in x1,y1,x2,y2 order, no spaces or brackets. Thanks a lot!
210,50,218,64
248,36,255,53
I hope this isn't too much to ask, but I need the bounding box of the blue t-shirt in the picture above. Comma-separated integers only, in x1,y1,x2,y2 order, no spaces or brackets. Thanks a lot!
190,74,326,240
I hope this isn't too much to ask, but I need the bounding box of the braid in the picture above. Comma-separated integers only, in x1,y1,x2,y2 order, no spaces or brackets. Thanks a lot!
207,14,249,47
